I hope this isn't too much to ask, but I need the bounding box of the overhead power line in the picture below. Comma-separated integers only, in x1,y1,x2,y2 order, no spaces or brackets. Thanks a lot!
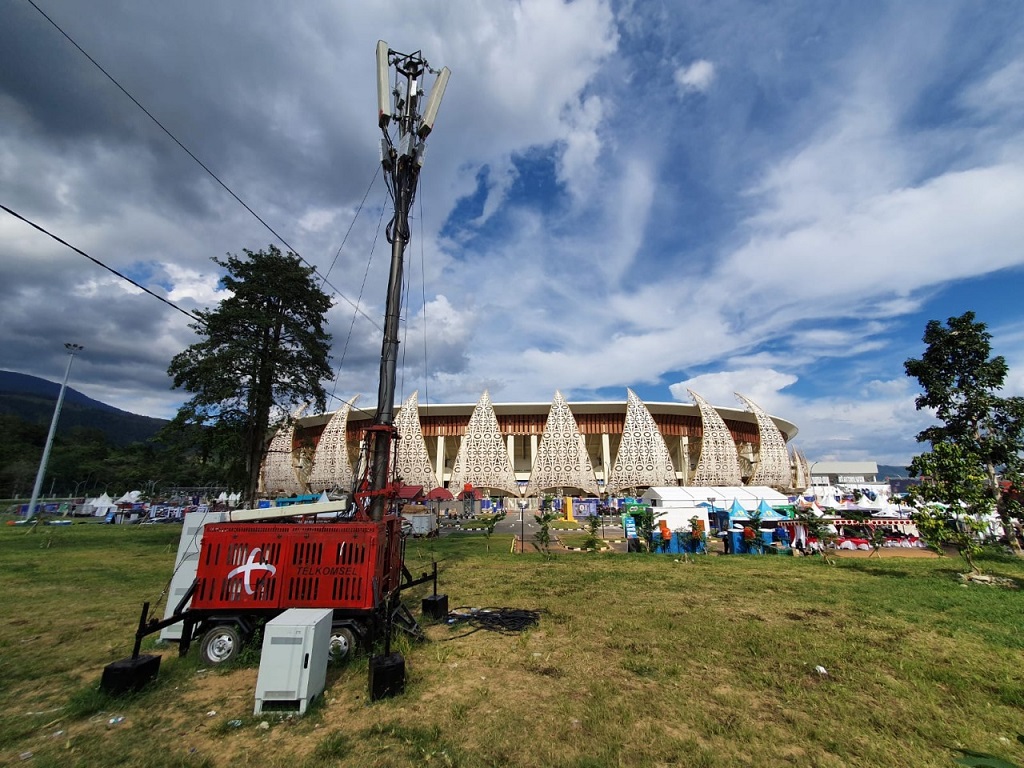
0,202,204,324
24,0,382,333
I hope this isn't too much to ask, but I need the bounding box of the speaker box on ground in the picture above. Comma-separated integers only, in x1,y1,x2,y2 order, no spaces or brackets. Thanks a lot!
101,654,161,695
369,652,405,701
422,593,449,620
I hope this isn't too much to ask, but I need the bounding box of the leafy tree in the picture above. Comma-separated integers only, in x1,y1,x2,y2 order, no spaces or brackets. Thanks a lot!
167,245,333,504
908,443,991,571
904,312,1024,559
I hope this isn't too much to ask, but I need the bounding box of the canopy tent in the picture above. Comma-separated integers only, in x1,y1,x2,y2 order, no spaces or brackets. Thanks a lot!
728,498,747,519
425,487,454,501
85,492,117,517
396,484,425,502
641,486,790,532
756,498,789,520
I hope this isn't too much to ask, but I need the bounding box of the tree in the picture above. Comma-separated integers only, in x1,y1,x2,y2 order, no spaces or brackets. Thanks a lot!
168,245,333,504
904,311,1024,560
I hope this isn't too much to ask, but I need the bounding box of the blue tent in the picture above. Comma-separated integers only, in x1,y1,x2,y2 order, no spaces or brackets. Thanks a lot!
728,498,747,519
756,498,788,520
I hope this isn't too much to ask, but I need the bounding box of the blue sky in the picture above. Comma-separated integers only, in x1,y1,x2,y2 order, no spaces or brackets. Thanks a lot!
1,0,1023,466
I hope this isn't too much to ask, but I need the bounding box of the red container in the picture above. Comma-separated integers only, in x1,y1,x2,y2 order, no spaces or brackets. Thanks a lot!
191,519,403,613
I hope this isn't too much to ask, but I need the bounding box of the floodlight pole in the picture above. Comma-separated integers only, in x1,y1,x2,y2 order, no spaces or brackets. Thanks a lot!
365,43,450,521
26,343,83,520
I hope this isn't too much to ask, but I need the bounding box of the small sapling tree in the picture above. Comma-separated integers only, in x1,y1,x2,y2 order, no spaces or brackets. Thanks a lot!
868,525,887,558
798,513,836,565
482,510,505,552
584,511,602,551
533,510,557,556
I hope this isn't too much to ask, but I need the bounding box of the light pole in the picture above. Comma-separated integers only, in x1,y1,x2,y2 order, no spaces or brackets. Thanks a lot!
26,343,83,520
519,500,527,553
809,461,822,491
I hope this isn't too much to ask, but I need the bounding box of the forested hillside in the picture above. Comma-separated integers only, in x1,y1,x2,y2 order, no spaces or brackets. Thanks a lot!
0,370,167,447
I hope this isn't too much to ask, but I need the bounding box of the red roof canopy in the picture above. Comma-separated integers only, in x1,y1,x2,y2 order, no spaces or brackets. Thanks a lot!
396,484,424,501
425,487,454,501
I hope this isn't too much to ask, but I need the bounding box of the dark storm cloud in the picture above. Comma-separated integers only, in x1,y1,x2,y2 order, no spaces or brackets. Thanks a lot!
1,1,378,222
0,0,396,416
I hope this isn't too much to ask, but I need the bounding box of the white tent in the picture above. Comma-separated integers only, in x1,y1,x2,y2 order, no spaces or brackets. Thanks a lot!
85,492,117,517
116,490,142,504
641,486,790,531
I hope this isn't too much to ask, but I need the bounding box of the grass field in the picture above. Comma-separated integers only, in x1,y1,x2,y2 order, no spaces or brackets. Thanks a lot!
1,521,1022,767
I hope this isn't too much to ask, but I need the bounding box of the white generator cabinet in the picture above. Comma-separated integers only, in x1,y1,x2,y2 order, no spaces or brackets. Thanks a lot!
254,608,333,715
159,510,229,642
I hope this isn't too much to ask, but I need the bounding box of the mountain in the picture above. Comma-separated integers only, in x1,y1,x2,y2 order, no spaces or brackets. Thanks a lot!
0,370,169,446
877,463,911,479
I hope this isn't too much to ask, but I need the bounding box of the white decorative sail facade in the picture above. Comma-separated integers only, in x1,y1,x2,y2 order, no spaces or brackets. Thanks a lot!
261,423,304,495
525,391,600,497
446,390,520,496
393,391,440,491
266,389,802,500
605,389,678,494
792,447,811,491
307,396,358,493
735,393,790,488
689,389,743,486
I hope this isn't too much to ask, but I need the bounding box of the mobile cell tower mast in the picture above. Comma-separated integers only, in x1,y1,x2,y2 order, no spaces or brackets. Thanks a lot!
363,41,450,522
101,42,450,701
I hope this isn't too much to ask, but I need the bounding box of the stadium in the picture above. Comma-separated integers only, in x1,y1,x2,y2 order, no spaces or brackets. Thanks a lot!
260,388,806,500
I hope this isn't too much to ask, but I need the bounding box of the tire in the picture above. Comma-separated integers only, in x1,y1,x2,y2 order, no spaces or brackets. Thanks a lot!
329,626,358,662
199,624,243,665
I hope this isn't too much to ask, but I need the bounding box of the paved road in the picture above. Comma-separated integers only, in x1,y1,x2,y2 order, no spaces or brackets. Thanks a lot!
494,507,536,550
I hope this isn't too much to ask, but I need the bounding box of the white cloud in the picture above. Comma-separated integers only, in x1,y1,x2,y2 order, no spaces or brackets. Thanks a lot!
960,59,1024,120
674,59,715,94
668,368,797,415
163,263,230,306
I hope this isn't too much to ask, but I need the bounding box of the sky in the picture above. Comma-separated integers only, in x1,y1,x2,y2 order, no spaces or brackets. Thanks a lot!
2,0,1024,467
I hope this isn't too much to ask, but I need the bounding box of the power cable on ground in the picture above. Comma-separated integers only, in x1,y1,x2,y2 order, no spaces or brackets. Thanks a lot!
442,607,542,639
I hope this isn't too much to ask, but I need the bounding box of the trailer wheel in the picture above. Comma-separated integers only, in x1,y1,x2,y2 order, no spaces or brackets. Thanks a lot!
329,627,358,662
199,624,243,665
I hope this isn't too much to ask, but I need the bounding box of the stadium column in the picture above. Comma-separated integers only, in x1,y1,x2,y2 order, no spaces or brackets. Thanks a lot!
435,435,445,486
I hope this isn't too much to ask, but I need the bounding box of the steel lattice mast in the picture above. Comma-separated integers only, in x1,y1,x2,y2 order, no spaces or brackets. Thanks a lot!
364,42,449,521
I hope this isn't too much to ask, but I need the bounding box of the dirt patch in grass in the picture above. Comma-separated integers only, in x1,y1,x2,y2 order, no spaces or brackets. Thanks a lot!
829,547,939,558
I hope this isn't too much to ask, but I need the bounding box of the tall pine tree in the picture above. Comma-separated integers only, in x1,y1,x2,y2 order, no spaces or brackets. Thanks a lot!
168,245,333,504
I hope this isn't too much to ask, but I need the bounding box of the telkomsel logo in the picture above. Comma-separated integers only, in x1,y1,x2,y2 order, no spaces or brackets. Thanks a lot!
227,547,278,595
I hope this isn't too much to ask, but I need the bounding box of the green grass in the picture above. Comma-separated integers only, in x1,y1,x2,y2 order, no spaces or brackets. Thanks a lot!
557,533,609,550
1,522,1023,767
